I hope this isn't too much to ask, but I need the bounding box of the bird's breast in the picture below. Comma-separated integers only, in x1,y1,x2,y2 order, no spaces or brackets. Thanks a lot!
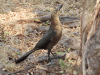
47,26,62,49
52,29,62,44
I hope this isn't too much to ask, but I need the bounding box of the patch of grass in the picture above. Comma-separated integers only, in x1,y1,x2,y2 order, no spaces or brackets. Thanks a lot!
59,59,67,69
59,59,73,74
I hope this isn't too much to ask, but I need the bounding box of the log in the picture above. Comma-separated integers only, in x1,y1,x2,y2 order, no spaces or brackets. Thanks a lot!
17,15,80,24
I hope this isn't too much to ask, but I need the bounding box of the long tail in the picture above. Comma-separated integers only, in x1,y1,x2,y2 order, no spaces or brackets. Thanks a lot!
15,48,35,64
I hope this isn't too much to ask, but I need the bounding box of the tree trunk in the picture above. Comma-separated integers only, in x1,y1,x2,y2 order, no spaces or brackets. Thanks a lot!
82,0,100,75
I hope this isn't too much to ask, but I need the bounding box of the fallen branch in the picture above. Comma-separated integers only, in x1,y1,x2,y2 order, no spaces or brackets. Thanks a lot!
17,15,80,24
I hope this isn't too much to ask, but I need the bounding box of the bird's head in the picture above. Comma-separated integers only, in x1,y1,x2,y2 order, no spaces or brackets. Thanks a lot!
51,4,63,18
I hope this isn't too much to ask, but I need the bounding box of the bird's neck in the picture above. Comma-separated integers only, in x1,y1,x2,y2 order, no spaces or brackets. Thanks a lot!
51,16,61,26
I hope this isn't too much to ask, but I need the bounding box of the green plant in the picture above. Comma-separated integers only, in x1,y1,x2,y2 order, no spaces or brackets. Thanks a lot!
46,20,50,25
68,48,71,52
57,48,71,55
59,59,67,69
57,51,67,55
16,52,21,55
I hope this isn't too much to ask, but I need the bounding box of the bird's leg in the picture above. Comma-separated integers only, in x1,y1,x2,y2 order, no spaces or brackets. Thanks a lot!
48,49,57,62
50,51,57,59
48,49,51,62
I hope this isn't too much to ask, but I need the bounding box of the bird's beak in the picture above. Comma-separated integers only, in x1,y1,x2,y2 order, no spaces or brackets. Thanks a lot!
57,4,63,11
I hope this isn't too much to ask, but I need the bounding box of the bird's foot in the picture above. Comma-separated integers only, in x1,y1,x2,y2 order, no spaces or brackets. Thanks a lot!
51,52,57,59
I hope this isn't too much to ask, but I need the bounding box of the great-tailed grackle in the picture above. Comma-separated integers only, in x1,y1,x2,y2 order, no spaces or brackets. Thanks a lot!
15,4,63,64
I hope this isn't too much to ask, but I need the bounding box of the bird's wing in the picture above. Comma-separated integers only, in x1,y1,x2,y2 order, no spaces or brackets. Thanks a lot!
34,30,56,49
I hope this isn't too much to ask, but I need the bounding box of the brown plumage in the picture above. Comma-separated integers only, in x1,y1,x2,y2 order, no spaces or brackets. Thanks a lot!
15,4,63,64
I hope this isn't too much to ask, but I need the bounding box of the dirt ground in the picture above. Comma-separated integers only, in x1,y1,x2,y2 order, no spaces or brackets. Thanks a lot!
0,0,83,75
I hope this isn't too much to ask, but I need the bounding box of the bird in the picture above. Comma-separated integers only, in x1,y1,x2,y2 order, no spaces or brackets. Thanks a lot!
15,4,63,64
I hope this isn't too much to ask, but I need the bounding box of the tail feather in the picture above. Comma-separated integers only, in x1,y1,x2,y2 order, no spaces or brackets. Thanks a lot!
15,49,35,64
